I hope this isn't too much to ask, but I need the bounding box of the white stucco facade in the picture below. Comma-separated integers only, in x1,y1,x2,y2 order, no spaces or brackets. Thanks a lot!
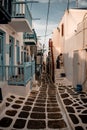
52,9,87,90
0,24,23,65
0,23,35,98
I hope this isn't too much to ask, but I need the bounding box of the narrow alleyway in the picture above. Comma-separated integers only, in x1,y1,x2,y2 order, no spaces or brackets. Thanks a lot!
0,71,87,130
0,72,71,130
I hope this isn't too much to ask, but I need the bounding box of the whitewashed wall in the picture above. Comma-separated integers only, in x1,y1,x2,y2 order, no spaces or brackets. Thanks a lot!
52,9,87,83
0,25,23,65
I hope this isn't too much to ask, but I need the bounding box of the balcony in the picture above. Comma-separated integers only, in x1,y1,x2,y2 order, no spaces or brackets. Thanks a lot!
0,61,35,86
0,0,12,24
23,29,37,45
9,1,32,32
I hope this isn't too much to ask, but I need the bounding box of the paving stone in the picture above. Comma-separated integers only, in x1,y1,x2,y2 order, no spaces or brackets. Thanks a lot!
47,107,60,112
15,100,23,104
48,91,56,95
37,96,46,99
27,98,35,102
24,101,33,106
48,95,56,98
69,114,79,124
13,119,26,129
47,103,58,107
77,110,81,113
32,107,45,112
79,115,87,123
61,93,69,98
63,98,73,105
11,104,21,109
27,120,46,129
6,110,17,116
0,117,12,127
47,100,57,103
48,113,62,119
19,97,25,100
18,111,29,118
82,110,87,114
83,104,87,107
38,94,47,98
76,99,80,101
30,112,46,119
29,94,37,98
79,101,83,104
39,91,47,93
48,119,67,129
28,95,36,99
6,102,10,107
73,103,79,107
34,103,45,107
7,98,13,102
36,99,46,103
47,97,56,100
22,105,31,111
76,106,84,109
80,94,85,98
10,95,16,99
75,126,84,130
39,92,47,94
79,92,86,94
40,88,47,91
66,106,75,113
81,98,87,103
30,91,38,95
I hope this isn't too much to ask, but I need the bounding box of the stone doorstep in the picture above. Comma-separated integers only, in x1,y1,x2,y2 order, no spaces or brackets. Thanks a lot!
56,92,73,130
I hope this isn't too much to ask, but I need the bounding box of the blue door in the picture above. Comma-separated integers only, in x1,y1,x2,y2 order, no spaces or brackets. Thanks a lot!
16,40,20,64
9,36,14,76
0,32,4,80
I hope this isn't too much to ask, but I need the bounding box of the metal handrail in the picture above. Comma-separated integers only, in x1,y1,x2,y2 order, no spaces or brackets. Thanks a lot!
0,61,35,86
11,1,32,27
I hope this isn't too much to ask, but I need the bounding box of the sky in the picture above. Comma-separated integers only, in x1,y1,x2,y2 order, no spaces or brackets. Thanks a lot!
29,0,87,50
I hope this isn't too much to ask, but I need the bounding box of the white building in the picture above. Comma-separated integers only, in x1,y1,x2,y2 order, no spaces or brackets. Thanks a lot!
52,8,87,91
0,0,37,99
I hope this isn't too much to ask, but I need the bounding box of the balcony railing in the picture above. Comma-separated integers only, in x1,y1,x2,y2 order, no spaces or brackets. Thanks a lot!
9,1,32,32
0,0,12,23
23,29,37,45
0,61,35,86
11,1,32,27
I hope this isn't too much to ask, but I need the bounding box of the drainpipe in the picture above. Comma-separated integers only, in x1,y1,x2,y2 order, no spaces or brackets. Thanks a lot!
83,20,85,48
83,13,87,48
76,0,78,8
67,0,69,11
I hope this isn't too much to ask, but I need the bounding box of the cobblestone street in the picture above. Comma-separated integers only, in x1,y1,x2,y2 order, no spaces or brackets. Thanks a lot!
0,72,87,130
0,72,71,130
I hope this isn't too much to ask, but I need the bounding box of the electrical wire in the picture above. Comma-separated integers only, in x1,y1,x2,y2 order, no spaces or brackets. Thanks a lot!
44,0,51,44
38,32,52,38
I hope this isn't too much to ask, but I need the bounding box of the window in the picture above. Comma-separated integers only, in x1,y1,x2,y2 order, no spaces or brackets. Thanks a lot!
9,45,11,58
0,40,1,54
61,23,64,36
